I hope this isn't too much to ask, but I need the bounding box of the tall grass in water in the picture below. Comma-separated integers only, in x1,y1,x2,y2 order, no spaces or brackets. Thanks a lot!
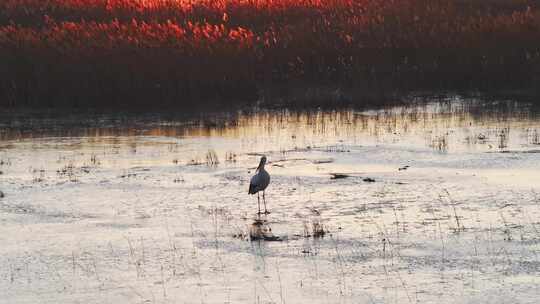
0,0,539,108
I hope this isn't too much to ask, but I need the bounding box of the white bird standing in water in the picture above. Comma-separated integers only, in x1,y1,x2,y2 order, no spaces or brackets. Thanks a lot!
249,155,271,214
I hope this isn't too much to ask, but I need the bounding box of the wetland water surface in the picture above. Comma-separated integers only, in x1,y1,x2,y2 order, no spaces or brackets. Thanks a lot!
1,97,540,303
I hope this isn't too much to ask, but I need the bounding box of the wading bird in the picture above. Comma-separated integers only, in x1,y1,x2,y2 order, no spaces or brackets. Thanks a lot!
249,155,271,214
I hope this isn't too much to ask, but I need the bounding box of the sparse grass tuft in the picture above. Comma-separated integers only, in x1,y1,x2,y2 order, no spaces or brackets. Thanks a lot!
205,149,219,166
303,216,327,238
225,151,237,163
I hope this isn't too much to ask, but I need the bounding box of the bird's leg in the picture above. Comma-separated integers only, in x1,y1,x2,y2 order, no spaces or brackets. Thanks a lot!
257,193,261,215
263,191,269,214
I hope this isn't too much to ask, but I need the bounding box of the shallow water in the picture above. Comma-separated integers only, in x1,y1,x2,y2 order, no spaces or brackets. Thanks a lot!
1,96,540,304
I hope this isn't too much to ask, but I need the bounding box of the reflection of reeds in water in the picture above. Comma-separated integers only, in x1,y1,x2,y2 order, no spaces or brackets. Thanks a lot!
2,100,540,154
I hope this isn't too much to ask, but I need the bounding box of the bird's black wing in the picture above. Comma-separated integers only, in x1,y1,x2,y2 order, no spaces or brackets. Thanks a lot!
248,182,257,194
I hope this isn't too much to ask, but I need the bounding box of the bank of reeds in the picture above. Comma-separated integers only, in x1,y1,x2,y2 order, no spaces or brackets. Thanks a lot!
1,0,539,108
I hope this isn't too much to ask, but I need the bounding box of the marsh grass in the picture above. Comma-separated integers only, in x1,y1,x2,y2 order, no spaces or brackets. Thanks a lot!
205,149,219,166
225,151,237,163
31,168,45,183
531,129,540,145
56,163,79,182
1,0,539,108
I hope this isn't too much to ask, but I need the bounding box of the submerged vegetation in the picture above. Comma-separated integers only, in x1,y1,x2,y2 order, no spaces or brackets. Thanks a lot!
1,0,539,108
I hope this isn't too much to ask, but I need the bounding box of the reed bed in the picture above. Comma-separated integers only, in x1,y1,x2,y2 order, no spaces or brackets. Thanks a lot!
1,0,539,108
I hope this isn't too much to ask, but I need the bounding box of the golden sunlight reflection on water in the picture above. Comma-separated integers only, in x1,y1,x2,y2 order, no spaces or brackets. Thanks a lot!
1,99,540,153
